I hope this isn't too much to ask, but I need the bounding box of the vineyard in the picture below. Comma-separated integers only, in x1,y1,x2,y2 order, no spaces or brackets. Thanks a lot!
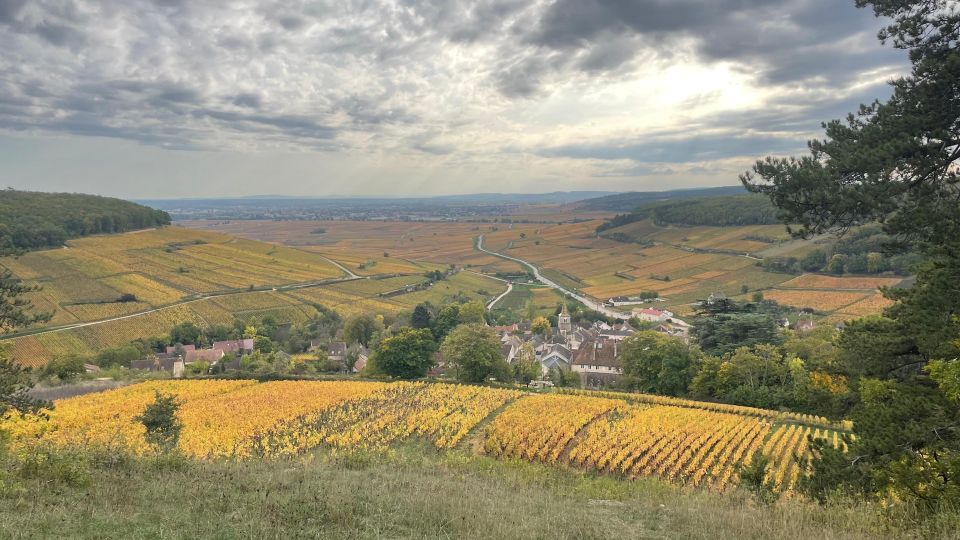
2,380,849,498
0,226,507,367
186,218,897,322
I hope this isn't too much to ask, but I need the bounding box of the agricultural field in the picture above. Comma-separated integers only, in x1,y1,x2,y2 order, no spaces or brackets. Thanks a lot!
183,219,538,275
0,226,506,367
751,273,902,321
3,380,846,498
184,217,901,322
0,227,344,328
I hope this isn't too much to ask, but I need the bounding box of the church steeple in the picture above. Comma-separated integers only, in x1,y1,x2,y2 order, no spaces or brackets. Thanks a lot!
558,302,572,334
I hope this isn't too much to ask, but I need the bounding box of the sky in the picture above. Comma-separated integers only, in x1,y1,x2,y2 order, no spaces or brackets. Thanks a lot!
0,0,909,199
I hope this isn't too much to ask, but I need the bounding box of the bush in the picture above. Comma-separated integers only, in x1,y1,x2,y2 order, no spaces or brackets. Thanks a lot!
18,444,92,488
134,392,183,454
738,450,776,504
41,355,86,383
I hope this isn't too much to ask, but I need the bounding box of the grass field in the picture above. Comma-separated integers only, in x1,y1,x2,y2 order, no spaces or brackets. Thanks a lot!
4,443,928,540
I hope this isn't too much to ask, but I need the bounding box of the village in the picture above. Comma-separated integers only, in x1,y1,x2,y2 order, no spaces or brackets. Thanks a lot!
126,302,696,389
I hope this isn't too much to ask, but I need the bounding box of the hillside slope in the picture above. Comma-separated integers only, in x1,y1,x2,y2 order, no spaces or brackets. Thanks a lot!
0,190,170,253
0,227,505,366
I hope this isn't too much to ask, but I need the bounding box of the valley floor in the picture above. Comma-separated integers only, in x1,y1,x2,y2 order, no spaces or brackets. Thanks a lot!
3,445,950,540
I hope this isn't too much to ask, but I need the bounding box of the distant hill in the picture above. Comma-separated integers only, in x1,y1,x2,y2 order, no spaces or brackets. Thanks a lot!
138,191,615,209
596,193,780,233
0,190,170,254
575,185,747,212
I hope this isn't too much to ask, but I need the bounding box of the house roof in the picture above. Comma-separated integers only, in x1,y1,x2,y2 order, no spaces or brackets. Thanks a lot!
185,349,225,363
572,339,621,368
328,342,348,356
165,344,196,354
212,339,255,353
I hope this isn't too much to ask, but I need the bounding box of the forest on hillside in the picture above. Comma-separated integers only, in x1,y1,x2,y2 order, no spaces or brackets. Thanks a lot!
597,194,780,232
0,190,170,254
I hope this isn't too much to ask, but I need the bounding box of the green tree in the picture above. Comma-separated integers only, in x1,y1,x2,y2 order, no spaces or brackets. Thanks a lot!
0,269,52,332
0,271,53,416
738,450,777,504
40,355,85,382
693,311,783,357
690,344,802,410
411,303,433,330
134,391,183,454
0,352,50,417
458,301,487,325
343,313,382,347
800,249,827,272
431,305,460,341
548,366,580,388
825,254,847,275
619,331,701,396
866,252,887,274
169,321,201,346
741,0,960,512
371,328,437,379
512,343,541,384
441,324,511,383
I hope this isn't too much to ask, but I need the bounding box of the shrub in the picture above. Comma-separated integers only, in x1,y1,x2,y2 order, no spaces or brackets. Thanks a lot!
134,392,183,454
18,444,92,488
738,450,776,504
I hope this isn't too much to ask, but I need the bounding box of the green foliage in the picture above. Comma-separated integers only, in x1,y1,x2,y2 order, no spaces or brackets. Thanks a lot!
424,269,446,282
738,450,777,504
411,303,433,330
134,392,183,454
430,304,460,341
0,269,53,332
457,301,487,325
927,359,960,403
692,299,784,357
93,343,149,368
619,331,701,397
597,193,780,233
512,343,541,384
548,366,580,388
691,345,797,410
18,444,91,488
441,324,511,383
169,321,201,347
0,352,49,416
40,354,86,382
371,328,437,379
344,313,383,347
0,189,170,254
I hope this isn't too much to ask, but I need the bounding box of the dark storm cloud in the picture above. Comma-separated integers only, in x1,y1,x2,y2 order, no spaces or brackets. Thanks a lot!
514,0,904,91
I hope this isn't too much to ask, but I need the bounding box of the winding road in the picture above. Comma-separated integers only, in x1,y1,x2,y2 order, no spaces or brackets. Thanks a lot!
475,236,626,319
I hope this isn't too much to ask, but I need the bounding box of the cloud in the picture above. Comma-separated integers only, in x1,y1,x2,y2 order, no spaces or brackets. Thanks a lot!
540,133,806,164
0,0,911,196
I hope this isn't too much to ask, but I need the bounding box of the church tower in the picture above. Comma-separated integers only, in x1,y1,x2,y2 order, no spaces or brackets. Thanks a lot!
558,303,572,335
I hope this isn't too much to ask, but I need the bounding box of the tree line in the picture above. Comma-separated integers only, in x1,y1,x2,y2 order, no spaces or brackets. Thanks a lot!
0,189,170,254
596,193,780,235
